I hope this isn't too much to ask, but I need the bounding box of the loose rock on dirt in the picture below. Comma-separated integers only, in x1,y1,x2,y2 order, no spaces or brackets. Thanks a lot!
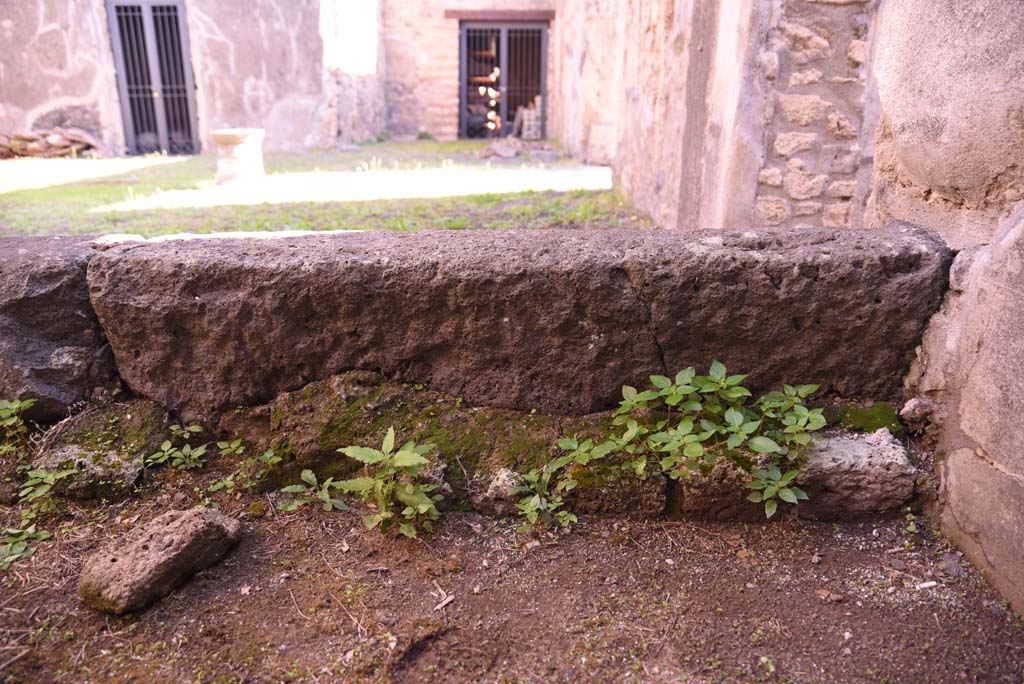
799,428,917,516
77,507,243,614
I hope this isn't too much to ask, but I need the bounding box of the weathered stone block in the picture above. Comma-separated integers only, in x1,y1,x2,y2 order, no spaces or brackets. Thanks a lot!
774,132,817,158
823,202,852,228
757,167,783,187
779,94,831,126
827,111,857,139
911,210,1024,611
798,429,917,516
87,227,951,423
32,400,168,500
78,508,243,614
784,170,828,200
0,237,115,421
755,197,792,225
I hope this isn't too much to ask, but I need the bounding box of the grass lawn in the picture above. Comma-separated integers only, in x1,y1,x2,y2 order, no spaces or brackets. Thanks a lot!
0,141,653,237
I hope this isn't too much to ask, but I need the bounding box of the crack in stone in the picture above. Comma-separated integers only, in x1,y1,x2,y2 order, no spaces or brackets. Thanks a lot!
620,266,668,375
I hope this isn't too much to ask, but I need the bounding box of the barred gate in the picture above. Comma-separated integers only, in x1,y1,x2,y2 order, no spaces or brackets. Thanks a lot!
459,22,548,139
106,0,199,154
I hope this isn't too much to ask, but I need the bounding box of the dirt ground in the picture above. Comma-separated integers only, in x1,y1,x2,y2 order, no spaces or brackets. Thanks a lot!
2,458,1022,684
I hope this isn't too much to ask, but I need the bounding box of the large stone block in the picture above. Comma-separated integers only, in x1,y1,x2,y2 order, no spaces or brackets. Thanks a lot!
875,0,1024,209
910,210,1024,611
87,227,950,424
0,237,115,421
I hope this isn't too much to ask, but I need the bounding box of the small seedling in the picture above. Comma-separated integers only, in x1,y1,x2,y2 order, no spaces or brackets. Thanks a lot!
18,467,76,506
336,427,443,538
746,465,808,519
281,469,348,512
169,424,203,441
1,525,51,570
147,423,210,470
216,438,244,456
147,440,207,469
514,455,578,531
0,398,35,457
556,363,827,519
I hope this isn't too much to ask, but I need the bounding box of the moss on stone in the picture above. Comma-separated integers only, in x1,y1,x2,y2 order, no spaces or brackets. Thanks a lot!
825,402,904,436
223,371,649,514
34,400,169,500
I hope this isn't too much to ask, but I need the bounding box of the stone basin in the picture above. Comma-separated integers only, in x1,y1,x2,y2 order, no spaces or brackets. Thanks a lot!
210,128,265,185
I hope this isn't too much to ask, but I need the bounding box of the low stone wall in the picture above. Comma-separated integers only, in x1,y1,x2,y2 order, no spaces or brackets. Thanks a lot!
79,226,950,426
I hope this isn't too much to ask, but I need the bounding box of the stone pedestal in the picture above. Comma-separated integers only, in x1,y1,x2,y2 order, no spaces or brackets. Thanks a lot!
211,128,265,184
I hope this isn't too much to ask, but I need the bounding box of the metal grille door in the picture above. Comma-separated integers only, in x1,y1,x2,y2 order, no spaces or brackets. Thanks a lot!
459,23,547,139
106,0,199,154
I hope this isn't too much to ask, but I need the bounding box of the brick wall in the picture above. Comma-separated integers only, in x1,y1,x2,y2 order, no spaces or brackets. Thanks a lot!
381,0,556,141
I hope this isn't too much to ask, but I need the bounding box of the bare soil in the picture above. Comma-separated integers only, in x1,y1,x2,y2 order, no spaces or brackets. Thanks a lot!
2,461,1022,684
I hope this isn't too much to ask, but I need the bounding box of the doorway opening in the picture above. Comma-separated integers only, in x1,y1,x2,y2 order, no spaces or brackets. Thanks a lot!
459,22,547,139
106,0,199,155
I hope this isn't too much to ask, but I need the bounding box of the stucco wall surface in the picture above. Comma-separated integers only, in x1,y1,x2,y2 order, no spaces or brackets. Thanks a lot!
0,0,124,151
184,0,334,151
869,0,1024,249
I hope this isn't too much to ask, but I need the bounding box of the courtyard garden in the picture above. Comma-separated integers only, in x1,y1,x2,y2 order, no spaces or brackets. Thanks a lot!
0,141,649,237
0,193,1022,682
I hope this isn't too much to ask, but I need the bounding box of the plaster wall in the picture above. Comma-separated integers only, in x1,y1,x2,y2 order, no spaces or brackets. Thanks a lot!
0,0,124,152
184,0,333,152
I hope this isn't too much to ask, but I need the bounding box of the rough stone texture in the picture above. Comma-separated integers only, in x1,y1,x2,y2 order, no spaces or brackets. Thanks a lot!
88,226,950,423
870,0,1024,247
798,429,917,517
784,169,827,200
32,400,168,500
670,427,916,521
568,467,666,519
774,132,817,157
899,397,934,434
34,444,143,501
905,209,1024,612
0,237,115,422
671,459,763,521
78,508,243,614
471,468,523,517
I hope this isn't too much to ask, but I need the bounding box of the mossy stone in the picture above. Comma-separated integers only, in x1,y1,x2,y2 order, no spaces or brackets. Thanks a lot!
824,403,904,436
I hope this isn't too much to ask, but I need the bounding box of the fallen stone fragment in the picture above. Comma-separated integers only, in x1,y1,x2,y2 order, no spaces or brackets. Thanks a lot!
798,428,917,516
78,508,243,614
471,467,523,517
87,226,951,423
899,397,935,432
33,444,143,501
32,400,167,500
0,237,116,422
